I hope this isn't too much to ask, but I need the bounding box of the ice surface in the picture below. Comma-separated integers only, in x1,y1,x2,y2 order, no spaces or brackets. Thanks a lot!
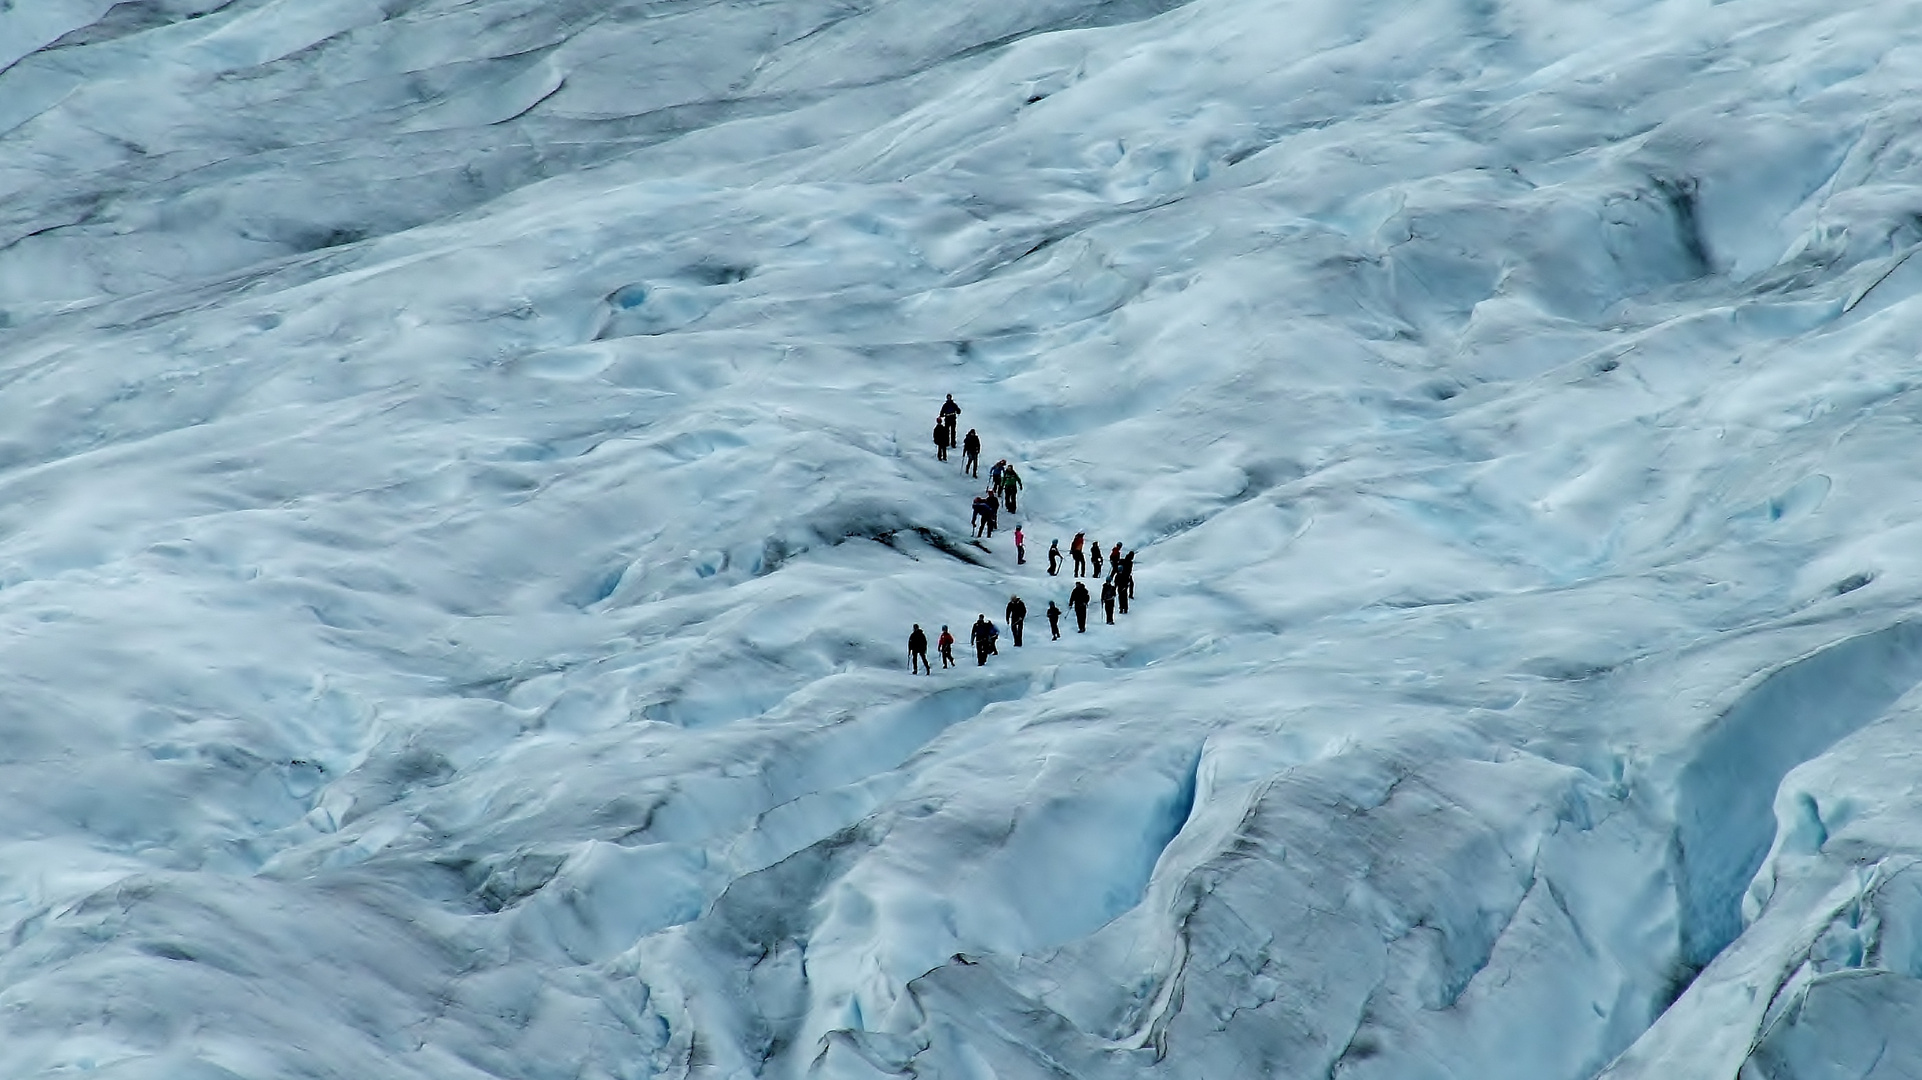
5,0,1922,1076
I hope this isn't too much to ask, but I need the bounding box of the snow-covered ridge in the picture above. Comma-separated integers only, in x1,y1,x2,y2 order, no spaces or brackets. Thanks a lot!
4,0,1922,1076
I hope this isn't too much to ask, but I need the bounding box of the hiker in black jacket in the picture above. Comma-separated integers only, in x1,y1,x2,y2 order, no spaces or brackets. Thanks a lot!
1006,595,1027,646
908,624,931,673
1070,582,1091,633
940,394,961,442
972,615,994,665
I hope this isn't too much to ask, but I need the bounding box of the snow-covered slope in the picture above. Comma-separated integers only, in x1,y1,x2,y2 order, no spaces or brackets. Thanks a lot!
4,0,1922,1076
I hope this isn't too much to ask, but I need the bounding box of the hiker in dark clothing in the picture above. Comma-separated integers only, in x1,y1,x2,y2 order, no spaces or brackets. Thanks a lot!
1090,540,1103,580
1115,561,1130,615
989,459,1006,490
939,625,956,668
999,464,1022,513
933,419,950,461
909,624,931,674
1124,550,1136,599
1048,539,1062,575
1070,581,1091,632
972,495,993,538
1047,601,1062,640
987,620,1000,655
1109,542,1122,572
984,497,999,537
972,615,993,665
1070,533,1086,577
940,395,961,441
1101,578,1116,624
1006,595,1026,646
962,429,981,477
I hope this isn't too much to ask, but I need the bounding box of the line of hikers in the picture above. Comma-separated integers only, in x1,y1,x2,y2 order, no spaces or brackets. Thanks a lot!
938,396,1023,508
968,461,1021,539
907,567,1140,672
907,395,1141,673
1046,532,1132,591
945,422,1022,546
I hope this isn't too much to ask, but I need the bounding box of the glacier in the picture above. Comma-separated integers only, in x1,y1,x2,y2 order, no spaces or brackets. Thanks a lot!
4,0,1922,1077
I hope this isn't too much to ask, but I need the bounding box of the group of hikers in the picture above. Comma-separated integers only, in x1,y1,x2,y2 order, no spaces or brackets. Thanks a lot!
970,461,1021,538
907,394,1141,673
939,397,1023,539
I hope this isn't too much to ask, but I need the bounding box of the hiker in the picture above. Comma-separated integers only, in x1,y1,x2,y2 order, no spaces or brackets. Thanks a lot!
982,494,999,538
940,394,961,441
989,458,1007,490
939,625,956,668
1047,539,1062,575
1115,558,1130,615
999,463,1022,513
972,615,993,665
962,429,981,476
987,619,1001,656
1090,539,1103,579
909,624,931,674
971,495,991,538
1006,595,1027,646
1070,533,1086,577
1047,600,1063,640
1124,550,1137,599
1101,577,1117,624
1109,542,1122,571
1070,581,1091,632
1014,525,1026,564
933,418,950,461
